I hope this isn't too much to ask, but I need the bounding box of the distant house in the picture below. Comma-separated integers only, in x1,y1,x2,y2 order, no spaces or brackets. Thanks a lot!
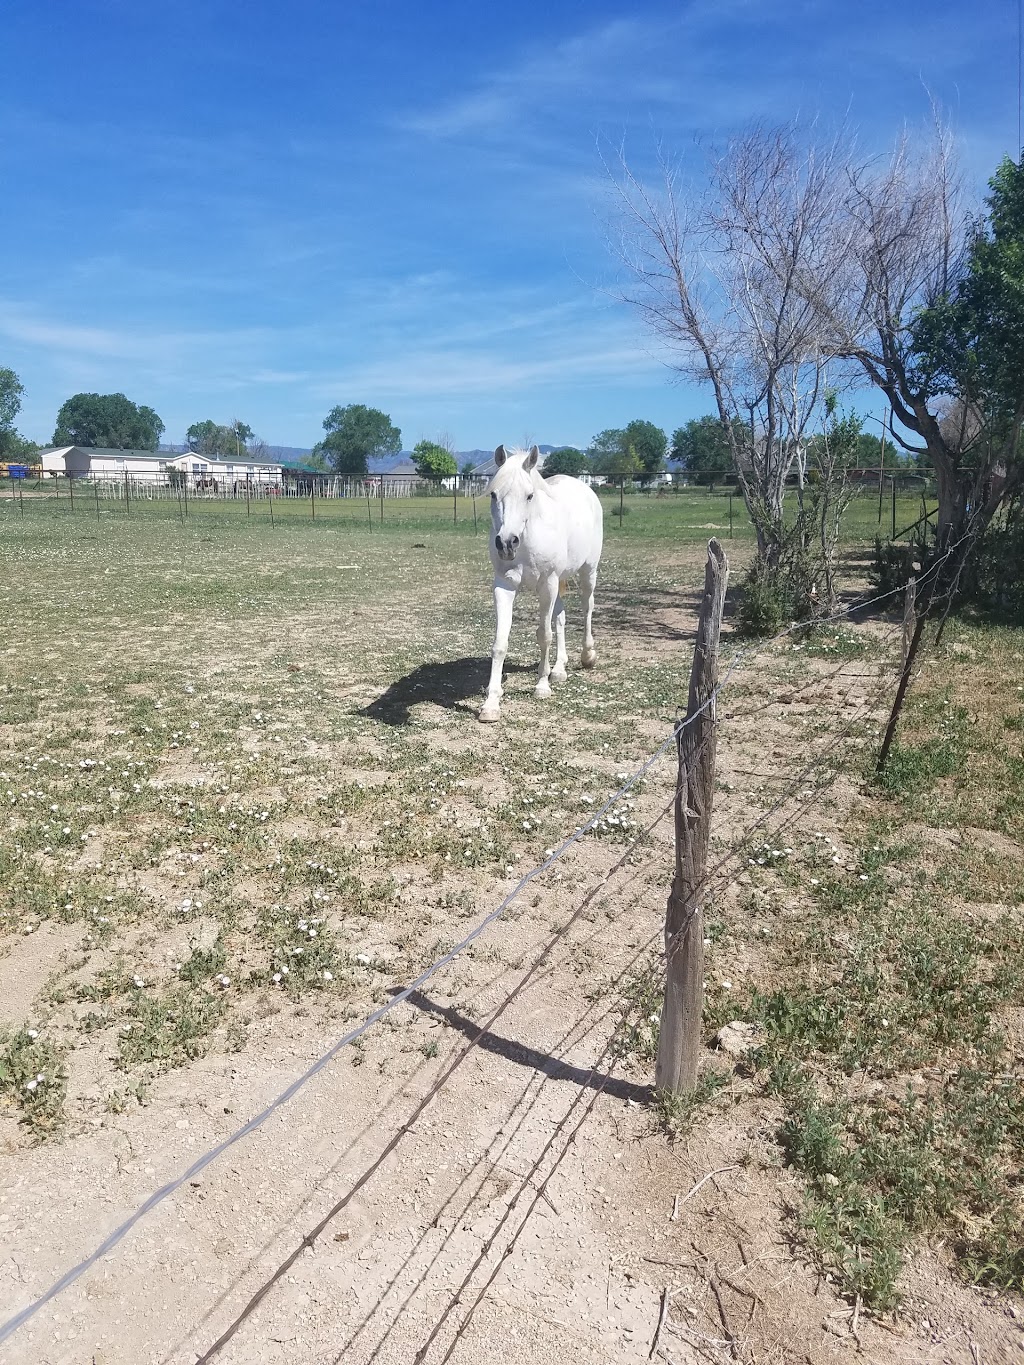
36,447,283,484
167,453,282,484
38,447,172,478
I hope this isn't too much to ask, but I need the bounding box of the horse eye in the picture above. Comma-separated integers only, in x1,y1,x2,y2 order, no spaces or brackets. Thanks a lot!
527,493,534,501
490,492,496,500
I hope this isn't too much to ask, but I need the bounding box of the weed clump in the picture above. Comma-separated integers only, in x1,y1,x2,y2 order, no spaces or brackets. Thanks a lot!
0,1027,68,1136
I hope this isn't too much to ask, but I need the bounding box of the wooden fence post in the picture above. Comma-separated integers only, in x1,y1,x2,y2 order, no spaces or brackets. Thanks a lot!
656,538,729,1096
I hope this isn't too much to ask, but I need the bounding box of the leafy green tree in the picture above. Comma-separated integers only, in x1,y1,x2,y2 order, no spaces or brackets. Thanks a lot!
319,404,401,476
586,428,625,475
603,442,642,482
906,154,1024,539
623,419,666,483
0,368,24,433
670,416,737,487
186,420,254,458
412,439,457,482
306,449,330,472
53,393,164,449
0,368,28,459
587,422,665,482
542,447,590,478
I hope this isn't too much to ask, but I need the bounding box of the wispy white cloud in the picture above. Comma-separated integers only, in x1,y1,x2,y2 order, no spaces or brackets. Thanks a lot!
401,18,669,138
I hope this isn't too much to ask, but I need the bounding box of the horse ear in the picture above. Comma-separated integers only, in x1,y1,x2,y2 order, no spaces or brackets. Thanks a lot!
494,445,508,466
526,446,540,470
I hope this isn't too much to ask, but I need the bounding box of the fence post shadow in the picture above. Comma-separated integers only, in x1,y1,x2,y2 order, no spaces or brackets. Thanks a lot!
393,988,653,1105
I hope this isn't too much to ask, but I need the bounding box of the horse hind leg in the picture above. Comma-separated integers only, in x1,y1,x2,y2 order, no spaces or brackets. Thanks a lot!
580,564,598,669
549,582,568,684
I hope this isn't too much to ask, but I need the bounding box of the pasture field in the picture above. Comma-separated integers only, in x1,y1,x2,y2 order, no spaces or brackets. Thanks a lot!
6,473,931,547
0,492,1020,1364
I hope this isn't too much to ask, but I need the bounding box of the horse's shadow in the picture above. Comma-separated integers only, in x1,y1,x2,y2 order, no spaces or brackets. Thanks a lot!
359,656,534,727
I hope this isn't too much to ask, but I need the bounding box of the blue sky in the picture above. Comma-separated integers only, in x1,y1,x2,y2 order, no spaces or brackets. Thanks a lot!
1,0,1018,451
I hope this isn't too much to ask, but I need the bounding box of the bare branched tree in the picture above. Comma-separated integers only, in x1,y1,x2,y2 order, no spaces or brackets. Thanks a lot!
607,126,852,568
611,116,1024,585
789,120,1022,553
808,125,975,539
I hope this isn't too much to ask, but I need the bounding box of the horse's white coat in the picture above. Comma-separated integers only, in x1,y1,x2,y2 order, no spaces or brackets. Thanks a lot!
480,445,603,722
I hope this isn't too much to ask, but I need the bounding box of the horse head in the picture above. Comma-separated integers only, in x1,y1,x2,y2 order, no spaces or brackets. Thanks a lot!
489,445,541,563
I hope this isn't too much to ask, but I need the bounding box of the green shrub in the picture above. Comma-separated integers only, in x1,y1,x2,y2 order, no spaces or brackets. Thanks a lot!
736,560,814,637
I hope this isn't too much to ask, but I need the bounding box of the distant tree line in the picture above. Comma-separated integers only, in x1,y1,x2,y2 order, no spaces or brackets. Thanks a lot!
0,373,915,494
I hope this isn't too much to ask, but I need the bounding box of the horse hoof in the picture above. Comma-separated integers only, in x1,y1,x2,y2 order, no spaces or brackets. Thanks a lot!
550,665,568,684
581,650,597,670
478,705,501,723
534,682,552,700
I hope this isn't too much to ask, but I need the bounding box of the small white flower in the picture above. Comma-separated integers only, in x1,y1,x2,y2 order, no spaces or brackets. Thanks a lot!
356,953,371,965
24,1080,37,1092
132,975,145,988
27,1029,38,1039
322,970,333,982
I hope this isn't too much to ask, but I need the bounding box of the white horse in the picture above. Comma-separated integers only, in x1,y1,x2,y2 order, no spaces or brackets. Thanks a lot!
479,445,603,723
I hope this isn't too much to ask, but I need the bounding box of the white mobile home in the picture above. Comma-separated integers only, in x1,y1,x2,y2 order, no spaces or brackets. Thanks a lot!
38,447,172,478
36,447,284,485
166,453,283,484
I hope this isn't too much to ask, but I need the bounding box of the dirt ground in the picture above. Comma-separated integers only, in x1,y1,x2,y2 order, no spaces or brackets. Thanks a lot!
1,517,1021,1365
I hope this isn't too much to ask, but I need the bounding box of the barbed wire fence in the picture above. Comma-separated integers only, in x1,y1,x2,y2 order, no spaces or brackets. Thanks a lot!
0,549,949,1357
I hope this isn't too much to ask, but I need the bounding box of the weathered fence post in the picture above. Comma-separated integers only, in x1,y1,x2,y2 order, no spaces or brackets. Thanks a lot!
656,538,729,1096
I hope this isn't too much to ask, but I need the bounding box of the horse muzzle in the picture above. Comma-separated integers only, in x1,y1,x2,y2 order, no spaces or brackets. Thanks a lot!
494,534,520,561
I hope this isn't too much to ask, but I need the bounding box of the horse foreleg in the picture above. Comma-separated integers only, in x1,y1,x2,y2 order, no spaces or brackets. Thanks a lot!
534,576,558,699
580,564,598,669
549,583,568,684
480,580,516,723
